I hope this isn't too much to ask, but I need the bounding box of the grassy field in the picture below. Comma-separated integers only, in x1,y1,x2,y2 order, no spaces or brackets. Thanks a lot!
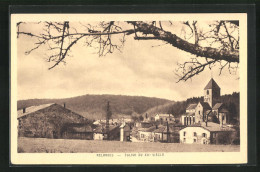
18,137,240,153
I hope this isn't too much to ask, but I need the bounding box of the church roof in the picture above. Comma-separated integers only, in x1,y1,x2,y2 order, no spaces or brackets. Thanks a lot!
199,102,211,110
186,104,197,110
204,78,220,90
183,112,195,116
212,103,223,110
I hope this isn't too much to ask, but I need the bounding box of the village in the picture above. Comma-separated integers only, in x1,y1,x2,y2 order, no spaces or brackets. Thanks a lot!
17,78,239,147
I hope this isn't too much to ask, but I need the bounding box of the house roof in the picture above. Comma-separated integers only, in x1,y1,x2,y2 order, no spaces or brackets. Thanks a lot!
212,103,223,110
199,102,211,110
186,104,197,110
204,78,220,90
181,122,235,132
93,125,118,133
17,103,86,120
153,126,166,133
156,114,174,117
17,103,54,119
200,122,234,132
139,126,156,132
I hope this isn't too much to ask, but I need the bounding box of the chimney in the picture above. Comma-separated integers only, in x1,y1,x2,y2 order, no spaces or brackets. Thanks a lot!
23,107,26,113
63,103,66,108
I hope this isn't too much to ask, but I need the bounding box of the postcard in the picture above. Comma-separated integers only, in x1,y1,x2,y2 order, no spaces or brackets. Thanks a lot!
10,13,247,164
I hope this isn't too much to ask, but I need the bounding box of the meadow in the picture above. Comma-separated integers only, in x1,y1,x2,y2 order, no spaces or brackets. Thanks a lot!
18,137,240,153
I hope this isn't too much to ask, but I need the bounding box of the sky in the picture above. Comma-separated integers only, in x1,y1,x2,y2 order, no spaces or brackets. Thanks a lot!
17,21,240,101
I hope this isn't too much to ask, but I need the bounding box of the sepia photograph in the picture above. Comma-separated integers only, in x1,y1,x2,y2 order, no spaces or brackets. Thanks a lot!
10,13,247,164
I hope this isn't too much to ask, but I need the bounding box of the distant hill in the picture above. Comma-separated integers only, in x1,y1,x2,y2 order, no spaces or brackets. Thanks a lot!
17,94,172,120
143,92,240,124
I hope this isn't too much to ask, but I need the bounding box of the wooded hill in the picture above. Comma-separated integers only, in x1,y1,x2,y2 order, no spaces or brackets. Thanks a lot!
17,94,172,120
143,92,240,124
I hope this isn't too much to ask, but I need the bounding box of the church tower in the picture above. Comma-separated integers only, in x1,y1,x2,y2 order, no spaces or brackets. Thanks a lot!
204,78,221,107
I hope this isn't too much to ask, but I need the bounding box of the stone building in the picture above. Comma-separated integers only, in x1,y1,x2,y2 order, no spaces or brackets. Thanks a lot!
181,78,229,126
17,103,87,138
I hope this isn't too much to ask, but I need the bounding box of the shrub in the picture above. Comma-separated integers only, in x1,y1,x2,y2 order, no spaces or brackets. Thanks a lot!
17,147,25,153
216,132,232,145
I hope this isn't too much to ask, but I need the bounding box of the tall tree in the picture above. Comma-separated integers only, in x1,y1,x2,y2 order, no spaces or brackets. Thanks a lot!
17,20,239,82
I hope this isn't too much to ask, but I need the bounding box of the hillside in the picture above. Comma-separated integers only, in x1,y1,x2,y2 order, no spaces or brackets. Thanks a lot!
17,94,172,119
143,92,240,124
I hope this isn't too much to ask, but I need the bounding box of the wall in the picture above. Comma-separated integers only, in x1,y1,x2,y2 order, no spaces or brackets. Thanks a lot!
139,131,153,142
93,133,104,140
195,103,204,123
180,127,211,144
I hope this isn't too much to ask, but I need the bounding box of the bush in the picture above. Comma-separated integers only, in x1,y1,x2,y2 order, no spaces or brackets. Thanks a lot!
18,147,25,153
216,132,232,145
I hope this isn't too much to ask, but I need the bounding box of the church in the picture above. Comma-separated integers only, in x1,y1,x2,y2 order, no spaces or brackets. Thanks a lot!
181,78,229,126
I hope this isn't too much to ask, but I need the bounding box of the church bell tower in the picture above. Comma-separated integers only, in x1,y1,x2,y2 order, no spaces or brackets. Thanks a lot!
204,78,221,107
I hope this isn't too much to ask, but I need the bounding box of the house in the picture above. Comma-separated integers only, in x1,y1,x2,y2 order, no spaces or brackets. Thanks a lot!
93,125,120,140
17,103,87,138
153,125,165,142
61,123,93,140
120,122,131,142
135,121,153,128
154,114,174,122
138,126,156,142
179,122,235,144
93,126,105,140
181,78,230,126
162,124,185,143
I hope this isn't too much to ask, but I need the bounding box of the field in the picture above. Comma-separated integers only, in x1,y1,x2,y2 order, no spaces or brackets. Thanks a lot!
18,137,240,153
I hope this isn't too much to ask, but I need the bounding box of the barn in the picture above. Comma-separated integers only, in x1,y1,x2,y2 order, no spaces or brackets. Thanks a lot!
17,103,87,139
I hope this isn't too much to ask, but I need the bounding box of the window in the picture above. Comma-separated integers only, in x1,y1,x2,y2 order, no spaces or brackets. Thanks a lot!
141,134,144,138
207,90,209,95
213,133,216,138
193,139,196,143
183,132,186,136
183,138,186,143
193,132,197,137
198,111,200,115
202,133,207,138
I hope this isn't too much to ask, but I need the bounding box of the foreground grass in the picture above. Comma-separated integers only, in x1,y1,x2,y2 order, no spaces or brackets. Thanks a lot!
18,137,240,153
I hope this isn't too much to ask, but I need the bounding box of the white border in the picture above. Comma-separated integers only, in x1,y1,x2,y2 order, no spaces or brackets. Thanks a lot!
11,13,247,165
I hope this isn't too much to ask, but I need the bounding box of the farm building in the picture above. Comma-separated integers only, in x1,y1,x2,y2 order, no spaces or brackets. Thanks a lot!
17,103,87,139
179,122,236,144
61,123,93,140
